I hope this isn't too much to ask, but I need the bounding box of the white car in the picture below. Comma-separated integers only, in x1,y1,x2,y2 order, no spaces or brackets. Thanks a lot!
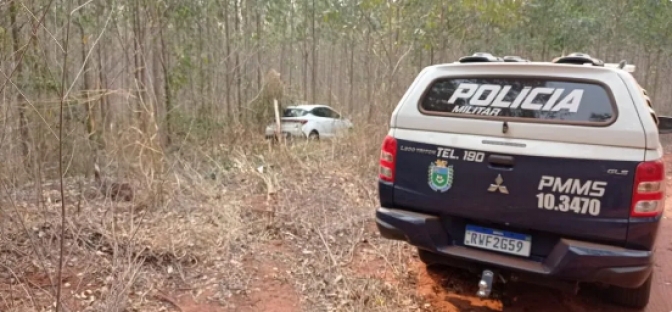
265,104,353,140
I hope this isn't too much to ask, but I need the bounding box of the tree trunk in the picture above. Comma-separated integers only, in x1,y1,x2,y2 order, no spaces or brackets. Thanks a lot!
288,3,294,98
338,40,345,104
256,0,263,91
97,39,109,137
326,43,333,106
153,28,164,146
310,0,317,104
242,0,251,112
348,35,354,112
651,49,663,104
234,0,242,119
223,0,232,118
160,26,173,146
10,1,30,166
302,47,308,101
366,27,373,122
132,3,147,131
76,16,97,153
302,0,308,101
197,22,207,118
78,0,105,155
280,11,288,80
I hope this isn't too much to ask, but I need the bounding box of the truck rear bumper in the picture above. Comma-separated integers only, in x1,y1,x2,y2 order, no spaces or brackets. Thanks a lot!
376,207,654,289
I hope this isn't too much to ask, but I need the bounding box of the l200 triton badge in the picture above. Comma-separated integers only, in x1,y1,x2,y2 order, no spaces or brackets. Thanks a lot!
428,159,454,193
488,174,509,194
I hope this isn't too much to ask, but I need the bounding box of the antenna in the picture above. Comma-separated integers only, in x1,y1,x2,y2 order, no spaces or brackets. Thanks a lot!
618,60,627,69
604,62,636,73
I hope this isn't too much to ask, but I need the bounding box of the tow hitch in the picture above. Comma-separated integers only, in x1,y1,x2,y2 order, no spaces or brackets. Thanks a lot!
477,269,495,298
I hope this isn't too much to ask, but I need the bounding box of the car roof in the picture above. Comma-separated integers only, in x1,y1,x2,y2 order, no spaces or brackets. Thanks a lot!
287,104,330,110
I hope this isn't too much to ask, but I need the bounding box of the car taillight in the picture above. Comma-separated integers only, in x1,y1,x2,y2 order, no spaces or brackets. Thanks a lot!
631,159,666,218
379,135,397,182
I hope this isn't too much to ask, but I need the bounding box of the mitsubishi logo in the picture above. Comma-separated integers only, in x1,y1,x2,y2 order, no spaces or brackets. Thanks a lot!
488,174,509,194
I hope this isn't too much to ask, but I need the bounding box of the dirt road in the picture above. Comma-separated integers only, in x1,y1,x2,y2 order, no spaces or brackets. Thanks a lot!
229,185,672,312
411,181,672,312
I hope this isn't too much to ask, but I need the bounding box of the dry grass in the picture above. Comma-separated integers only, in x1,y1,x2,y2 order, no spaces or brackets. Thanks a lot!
4,115,671,312
0,114,432,312
251,125,418,311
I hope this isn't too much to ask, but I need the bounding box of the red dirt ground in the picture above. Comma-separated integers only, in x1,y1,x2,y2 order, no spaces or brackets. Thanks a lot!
157,240,301,312
215,156,672,312
230,240,302,312
412,218,672,312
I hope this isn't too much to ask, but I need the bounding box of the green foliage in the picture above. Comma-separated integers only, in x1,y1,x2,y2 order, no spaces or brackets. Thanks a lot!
169,44,192,91
135,0,672,81
11,0,672,145
0,26,9,57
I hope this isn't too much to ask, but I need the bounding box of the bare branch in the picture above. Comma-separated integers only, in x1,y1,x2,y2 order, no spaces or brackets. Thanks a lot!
0,0,56,94
56,0,74,310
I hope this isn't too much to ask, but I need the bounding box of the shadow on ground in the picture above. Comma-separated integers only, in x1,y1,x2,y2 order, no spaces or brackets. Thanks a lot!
416,262,646,312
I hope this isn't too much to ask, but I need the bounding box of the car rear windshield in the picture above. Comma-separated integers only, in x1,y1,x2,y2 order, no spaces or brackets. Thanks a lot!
419,77,616,125
283,108,308,117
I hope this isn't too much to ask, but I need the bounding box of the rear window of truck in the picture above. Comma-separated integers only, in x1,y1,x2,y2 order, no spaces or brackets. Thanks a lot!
419,77,617,125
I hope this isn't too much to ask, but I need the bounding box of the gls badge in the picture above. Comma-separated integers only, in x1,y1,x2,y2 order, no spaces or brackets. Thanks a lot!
607,169,629,176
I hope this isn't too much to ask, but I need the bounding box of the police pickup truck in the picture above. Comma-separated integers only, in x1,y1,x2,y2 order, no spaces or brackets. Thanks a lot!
376,52,672,308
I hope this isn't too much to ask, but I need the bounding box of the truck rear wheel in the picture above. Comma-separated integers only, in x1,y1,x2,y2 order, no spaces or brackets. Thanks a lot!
605,272,652,309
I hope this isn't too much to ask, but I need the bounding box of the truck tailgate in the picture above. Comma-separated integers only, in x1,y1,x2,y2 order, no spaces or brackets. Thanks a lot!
392,135,640,245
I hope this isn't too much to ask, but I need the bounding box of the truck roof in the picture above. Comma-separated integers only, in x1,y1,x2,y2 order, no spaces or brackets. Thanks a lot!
425,61,636,75
389,52,660,151
426,52,636,74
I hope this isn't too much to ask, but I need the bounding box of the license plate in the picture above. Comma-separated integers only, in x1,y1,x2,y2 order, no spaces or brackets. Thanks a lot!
464,224,532,257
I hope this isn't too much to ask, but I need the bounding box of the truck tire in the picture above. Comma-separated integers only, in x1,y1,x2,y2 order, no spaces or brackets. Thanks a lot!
605,272,652,309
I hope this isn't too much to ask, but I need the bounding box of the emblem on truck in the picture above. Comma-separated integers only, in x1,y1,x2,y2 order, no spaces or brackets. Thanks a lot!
487,174,509,194
428,159,454,192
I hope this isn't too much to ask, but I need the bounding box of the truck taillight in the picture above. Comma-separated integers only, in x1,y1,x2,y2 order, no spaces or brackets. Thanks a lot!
379,135,397,182
631,159,666,217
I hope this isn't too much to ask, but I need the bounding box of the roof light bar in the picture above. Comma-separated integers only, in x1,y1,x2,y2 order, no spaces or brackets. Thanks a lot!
458,52,502,63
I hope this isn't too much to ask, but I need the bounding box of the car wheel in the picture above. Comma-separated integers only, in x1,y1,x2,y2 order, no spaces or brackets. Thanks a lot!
308,130,319,140
604,272,652,309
